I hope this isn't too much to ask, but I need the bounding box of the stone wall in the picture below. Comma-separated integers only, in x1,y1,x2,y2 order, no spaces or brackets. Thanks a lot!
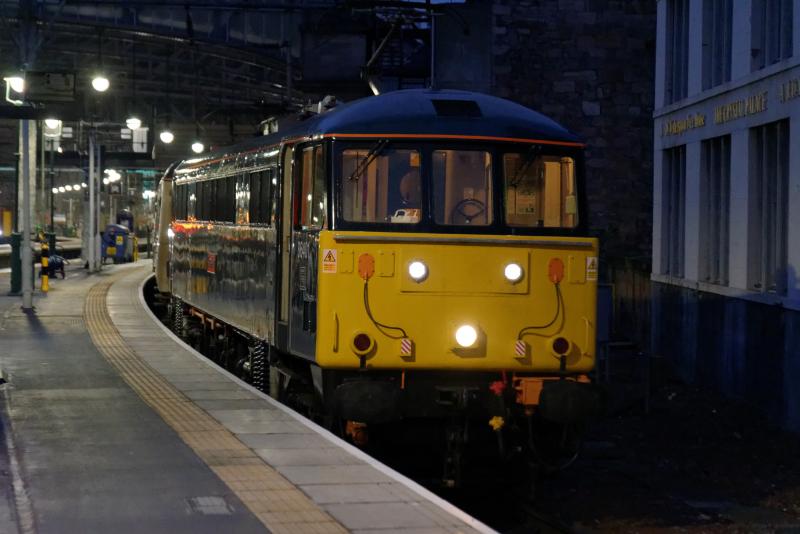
492,0,655,262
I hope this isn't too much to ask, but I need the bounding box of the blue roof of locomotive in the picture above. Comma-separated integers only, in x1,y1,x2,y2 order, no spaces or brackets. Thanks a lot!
176,89,581,172
307,88,581,143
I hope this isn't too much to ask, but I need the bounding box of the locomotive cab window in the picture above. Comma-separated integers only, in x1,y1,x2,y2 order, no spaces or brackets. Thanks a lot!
341,147,422,224
432,150,492,225
298,145,327,230
503,153,578,228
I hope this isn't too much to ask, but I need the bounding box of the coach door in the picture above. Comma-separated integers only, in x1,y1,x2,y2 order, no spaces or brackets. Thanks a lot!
285,144,326,360
277,145,293,350
277,143,325,359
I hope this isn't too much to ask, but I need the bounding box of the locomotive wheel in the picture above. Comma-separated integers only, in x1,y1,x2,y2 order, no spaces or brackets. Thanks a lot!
528,417,582,473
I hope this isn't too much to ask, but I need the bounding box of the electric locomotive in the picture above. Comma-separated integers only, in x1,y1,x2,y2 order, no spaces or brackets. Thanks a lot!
154,88,600,479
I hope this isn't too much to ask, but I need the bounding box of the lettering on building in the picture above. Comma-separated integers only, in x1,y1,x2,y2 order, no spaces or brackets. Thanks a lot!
779,78,800,103
714,91,768,124
661,113,706,136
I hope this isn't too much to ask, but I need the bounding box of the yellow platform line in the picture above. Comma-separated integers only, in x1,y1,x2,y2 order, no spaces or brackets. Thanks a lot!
84,270,348,534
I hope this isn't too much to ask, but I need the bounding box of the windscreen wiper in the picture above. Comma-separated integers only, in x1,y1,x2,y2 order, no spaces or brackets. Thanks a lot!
509,144,542,187
347,138,389,181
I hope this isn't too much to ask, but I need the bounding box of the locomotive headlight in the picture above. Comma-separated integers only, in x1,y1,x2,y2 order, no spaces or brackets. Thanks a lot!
504,262,523,283
408,260,428,282
455,325,478,348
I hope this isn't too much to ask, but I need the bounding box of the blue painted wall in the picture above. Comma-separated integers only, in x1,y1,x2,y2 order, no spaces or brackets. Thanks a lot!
652,282,800,433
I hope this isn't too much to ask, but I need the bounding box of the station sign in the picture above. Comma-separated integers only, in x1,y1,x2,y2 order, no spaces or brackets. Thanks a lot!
25,72,76,103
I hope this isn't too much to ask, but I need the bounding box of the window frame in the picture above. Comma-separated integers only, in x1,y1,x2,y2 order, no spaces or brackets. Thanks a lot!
331,139,587,236
293,142,329,232
431,148,495,227
501,151,580,230
339,144,426,226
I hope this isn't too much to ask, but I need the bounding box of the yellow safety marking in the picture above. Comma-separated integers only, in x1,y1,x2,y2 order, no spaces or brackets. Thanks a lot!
586,256,598,281
321,248,337,274
84,270,347,534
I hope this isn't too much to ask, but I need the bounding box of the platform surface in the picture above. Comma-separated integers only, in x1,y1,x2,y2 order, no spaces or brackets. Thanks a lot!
0,262,489,534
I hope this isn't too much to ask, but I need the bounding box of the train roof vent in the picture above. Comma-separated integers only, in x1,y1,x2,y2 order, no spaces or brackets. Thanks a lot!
431,99,482,118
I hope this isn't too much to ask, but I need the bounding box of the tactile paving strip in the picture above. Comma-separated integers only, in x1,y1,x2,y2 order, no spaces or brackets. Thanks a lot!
84,271,348,534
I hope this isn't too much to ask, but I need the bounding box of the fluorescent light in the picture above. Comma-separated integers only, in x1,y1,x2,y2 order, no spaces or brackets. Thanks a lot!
5,76,24,93
125,117,141,130
91,75,110,92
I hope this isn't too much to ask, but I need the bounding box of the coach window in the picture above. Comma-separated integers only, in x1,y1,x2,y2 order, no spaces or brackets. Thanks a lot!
299,145,326,229
187,182,197,221
249,170,273,224
236,174,249,224
221,176,235,222
174,184,185,220
268,167,278,225
201,180,214,221
341,147,421,224
432,150,492,225
249,171,262,223
503,153,578,228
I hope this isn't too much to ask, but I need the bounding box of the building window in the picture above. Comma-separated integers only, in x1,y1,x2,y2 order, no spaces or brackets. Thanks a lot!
699,136,731,285
661,145,686,277
751,0,793,71
748,120,789,294
702,0,732,90
665,0,689,104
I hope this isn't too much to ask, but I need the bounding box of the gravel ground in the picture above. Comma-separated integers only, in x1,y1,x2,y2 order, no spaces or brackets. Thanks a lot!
532,380,800,533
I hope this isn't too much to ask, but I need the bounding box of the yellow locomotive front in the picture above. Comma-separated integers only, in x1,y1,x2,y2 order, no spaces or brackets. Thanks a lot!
314,140,600,440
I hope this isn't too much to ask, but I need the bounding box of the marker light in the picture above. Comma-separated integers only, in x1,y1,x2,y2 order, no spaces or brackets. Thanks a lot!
455,325,478,348
191,141,204,154
408,261,428,282
91,75,110,92
504,262,523,283
159,130,174,144
125,117,141,130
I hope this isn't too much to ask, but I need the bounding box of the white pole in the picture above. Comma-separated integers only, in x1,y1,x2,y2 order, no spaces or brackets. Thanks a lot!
88,130,95,272
21,119,33,309
95,141,101,270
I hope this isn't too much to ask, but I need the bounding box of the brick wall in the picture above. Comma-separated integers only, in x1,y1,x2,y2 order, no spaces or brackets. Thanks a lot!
492,0,656,263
